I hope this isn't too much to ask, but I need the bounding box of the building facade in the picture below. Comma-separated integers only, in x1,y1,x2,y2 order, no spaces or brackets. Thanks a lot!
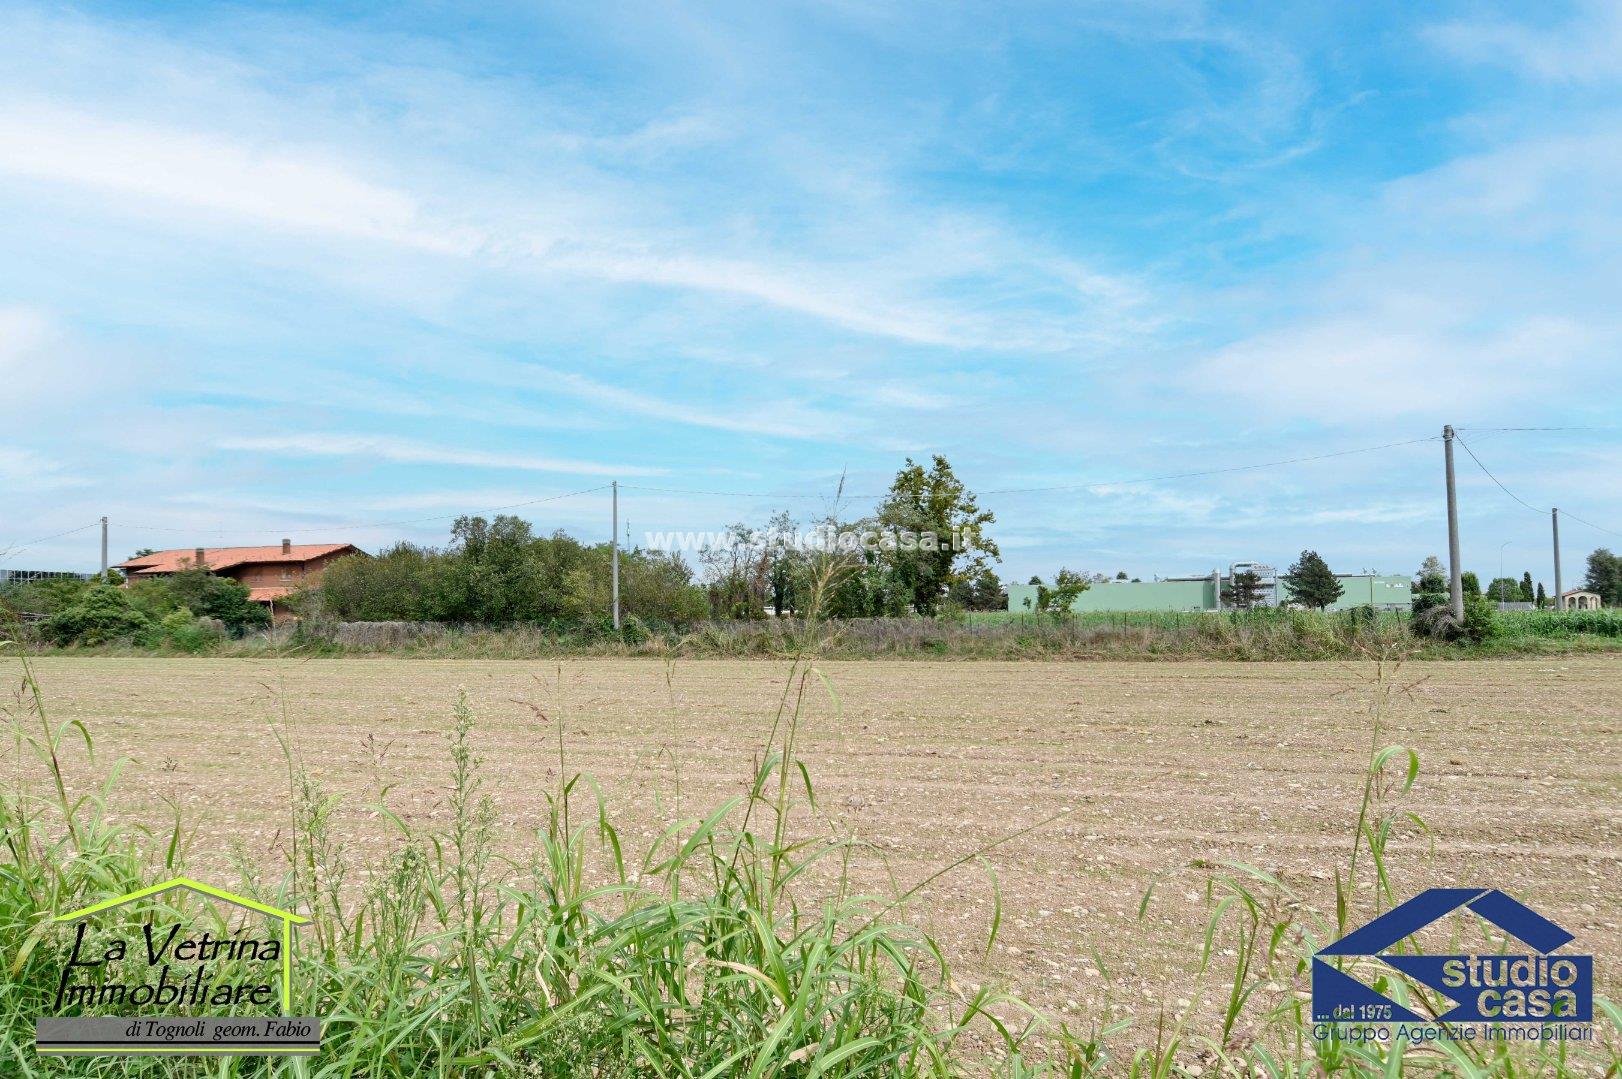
1008,569,1412,614
116,540,363,620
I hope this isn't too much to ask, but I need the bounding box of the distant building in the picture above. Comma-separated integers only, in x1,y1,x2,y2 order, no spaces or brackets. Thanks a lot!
116,540,363,620
1561,589,1602,611
0,569,91,585
1008,565,1412,614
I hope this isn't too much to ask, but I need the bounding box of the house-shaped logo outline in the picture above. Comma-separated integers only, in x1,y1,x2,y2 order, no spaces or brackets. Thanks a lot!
1312,887,1587,1023
55,876,308,1015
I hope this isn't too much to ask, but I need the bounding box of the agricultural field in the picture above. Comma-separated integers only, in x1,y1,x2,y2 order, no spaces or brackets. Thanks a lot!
15,653,1620,1048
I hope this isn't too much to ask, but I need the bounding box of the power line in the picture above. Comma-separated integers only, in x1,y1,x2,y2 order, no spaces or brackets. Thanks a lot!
1453,434,1547,515
1561,510,1622,541
1457,426,1616,433
0,521,101,564
1455,433,1622,539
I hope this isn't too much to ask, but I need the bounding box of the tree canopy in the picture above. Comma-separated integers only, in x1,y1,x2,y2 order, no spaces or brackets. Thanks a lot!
1283,550,1343,610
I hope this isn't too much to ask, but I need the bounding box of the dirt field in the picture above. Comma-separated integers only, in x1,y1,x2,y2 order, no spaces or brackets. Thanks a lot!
11,655,1621,1029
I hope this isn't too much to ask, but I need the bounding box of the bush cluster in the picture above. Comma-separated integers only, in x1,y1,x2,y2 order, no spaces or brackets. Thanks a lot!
9,569,267,648
313,515,709,626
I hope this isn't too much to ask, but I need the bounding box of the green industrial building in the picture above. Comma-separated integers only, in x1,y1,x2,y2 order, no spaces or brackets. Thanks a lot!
1007,571,1411,614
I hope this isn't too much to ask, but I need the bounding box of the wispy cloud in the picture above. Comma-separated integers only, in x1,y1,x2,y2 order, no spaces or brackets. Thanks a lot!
217,434,665,477
0,103,465,252
2,1,1619,581
0,446,90,493
1426,2,1622,84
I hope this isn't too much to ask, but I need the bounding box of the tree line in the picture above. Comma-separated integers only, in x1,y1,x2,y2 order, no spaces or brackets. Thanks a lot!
315,455,1004,626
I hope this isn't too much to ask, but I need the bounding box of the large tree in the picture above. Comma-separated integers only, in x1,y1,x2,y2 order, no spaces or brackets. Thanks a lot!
1583,548,1622,606
1486,577,1521,604
1223,570,1267,610
947,566,1006,612
1414,555,1447,594
1035,568,1089,616
1520,571,1535,602
876,455,999,615
1283,550,1343,611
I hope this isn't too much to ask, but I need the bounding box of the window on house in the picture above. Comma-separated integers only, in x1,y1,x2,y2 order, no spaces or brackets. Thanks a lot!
280,568,294,581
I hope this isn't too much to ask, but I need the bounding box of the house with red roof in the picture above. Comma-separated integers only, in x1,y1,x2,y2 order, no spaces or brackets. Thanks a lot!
115,539,363,620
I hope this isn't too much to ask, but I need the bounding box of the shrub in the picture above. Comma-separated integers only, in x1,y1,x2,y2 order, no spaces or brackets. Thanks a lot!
1461,593,1501,642
153,607,224,653
39,582,152,645
131,568,269,632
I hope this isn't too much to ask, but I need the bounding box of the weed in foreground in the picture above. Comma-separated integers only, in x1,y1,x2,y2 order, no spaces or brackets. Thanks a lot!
1,595,1101,1076
1139,650,1621,1078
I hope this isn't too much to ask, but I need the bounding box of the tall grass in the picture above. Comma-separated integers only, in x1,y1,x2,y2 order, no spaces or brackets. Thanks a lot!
1139,651,1621,1077
17,607,1622,662
3,616,1617,1076
2,602,1105,1076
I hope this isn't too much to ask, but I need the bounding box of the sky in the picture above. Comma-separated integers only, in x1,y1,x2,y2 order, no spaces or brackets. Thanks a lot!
2,0,1619,588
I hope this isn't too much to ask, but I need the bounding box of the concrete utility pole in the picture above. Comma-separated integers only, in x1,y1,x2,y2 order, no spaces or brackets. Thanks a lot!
99,516,108,577
611,481,621,630
1552,507,1564,612
1443,425,1464,621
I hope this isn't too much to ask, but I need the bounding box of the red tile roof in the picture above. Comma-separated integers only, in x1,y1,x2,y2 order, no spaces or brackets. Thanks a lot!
246,586,294,602
116,544,360,576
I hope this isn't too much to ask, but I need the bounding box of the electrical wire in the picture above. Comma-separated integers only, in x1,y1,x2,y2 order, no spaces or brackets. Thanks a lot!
1453,434,1547,515
1560,510,1622,541
1455,434,1622,539
0,521,101,564
1456,426,1616,433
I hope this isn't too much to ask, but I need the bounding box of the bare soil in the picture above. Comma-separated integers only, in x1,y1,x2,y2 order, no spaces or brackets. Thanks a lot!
13,655,1620,1031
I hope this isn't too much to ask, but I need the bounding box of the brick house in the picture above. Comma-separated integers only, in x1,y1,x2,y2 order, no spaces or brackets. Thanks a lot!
115,540,363,621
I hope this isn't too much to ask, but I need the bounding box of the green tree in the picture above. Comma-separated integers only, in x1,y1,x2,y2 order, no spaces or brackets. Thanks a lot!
1486,577,1521,605
317,520,707,627
947,566,1005,612
1035,568,1089,617
1583,548,1622,606
761,511,808,617
700,523,768,620
1520,571,1534,602
1282,550,1343,611
1460,571,1481,597
41,582,153,645
1222,570,1266,610
1414,555,1446,595
875,456,998,615
1536,582,1548,608
147,567,271,630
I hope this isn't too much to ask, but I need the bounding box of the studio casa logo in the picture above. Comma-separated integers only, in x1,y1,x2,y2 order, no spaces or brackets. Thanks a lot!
1312,888,1593,1046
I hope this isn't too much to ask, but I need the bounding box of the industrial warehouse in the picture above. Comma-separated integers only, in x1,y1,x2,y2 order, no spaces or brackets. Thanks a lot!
1006,563,1414,614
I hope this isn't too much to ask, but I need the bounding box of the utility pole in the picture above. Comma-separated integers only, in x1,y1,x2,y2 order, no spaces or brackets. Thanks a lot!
1442,425,1464,621
611,481,621,630
1552,507,1563,612
99,516,108,578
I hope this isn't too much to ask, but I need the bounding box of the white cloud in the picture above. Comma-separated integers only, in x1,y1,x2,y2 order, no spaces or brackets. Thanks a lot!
0,445,90,493
1195,311,1592,418
217,433,666,477
486,365,842,439
0,12,1151,355
1426,2,1622,84
0,103,469,252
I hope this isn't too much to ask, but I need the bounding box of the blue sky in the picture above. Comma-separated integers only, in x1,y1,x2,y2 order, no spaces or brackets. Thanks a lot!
2,0,1619,587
